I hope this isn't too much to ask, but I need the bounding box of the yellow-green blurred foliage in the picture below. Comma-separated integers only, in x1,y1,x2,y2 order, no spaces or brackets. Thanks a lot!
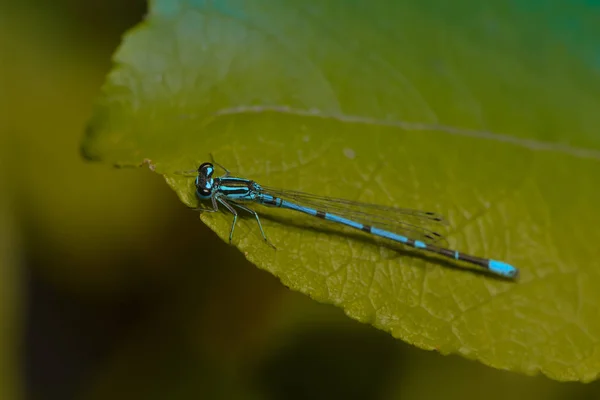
2,1,600,399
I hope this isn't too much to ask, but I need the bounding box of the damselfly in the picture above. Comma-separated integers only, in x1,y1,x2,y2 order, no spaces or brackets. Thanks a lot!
185,160,519,279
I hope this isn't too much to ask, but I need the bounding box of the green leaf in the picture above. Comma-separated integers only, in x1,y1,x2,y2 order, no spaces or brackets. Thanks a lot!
82,0,600,381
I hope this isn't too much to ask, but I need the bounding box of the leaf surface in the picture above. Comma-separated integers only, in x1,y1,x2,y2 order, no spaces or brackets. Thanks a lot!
82,0,600,381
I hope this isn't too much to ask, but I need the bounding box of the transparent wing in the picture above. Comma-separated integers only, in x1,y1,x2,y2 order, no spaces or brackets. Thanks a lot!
260,186,448,245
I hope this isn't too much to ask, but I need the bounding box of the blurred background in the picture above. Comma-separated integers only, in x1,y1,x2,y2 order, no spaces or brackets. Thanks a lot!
2,0,600,399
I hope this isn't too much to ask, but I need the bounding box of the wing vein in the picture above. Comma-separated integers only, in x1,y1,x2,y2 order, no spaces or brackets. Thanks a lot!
259,186,448,245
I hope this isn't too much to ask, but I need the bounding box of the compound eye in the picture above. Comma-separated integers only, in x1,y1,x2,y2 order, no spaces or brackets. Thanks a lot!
198,187,212,198
198,162,214,177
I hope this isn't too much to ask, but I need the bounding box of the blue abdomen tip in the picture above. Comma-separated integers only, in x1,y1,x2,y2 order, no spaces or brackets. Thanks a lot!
414,240,427,249
488,259,519,279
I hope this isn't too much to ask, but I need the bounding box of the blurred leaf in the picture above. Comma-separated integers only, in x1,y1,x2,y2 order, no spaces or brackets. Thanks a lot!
0,196,22,400
1,7,180,288
82,0,600,381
